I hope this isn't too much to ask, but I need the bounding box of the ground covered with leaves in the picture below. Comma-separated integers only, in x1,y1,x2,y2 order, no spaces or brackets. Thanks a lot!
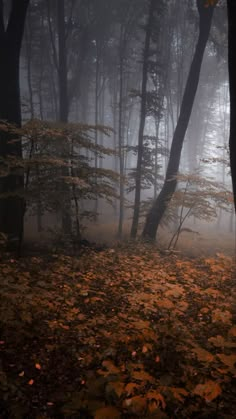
0,244,236,418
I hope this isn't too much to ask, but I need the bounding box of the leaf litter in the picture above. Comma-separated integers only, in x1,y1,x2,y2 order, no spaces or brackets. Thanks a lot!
0,243,235,418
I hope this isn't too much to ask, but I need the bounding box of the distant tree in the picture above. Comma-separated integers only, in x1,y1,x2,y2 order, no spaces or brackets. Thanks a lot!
142,0,216,240
227,0,236,211
0,0,30,249
130,0,156,239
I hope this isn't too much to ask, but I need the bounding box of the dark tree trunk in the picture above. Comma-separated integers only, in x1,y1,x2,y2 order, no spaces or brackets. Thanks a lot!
0,0,30,248
227,0,236,212
117,28,125,237
57,0,68,123
130,0,155,238
142,0,215,239
57,0,72,234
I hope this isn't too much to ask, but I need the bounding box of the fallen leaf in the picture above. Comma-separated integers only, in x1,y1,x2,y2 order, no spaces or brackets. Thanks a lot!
97,360,120,376
94,406,121,419
217,353,236,370
212,309,232,325
123,395,147,415
132,370,155,382
169,387,188,402
146,390,166,409
125,382,142,396
229,326,236,337
193,380,221,402
192,346,214,363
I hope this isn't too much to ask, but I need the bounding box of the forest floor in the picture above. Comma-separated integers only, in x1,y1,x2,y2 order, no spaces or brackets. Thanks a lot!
0,243,236,418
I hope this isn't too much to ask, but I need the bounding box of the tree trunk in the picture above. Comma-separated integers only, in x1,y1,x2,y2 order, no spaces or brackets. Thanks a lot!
117,28,125,237
227,0,236,212
142,0,215,239
0,0,30,250
57,0,68,123
57,0,72,234
130,0,155,238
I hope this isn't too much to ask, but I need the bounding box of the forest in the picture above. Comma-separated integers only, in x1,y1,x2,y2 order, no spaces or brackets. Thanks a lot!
0,0,235,418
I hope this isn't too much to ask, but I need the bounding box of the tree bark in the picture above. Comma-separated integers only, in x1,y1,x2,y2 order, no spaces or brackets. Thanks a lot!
130,0,155,238
57,0,68,123
117,27,125,237
227,0,236,212
0,0,30,248
142,0,215,239
57,0,72,234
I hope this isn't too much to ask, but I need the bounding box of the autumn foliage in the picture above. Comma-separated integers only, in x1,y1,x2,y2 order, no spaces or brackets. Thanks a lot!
0,244,235,418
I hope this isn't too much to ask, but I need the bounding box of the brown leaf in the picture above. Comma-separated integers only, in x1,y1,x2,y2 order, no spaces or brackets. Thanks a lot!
192,346,214,363
132,370,155,383
94,406,121,419
217,353,236,370
123,395,147,415
125,382,142,396
193,380,221,402
146,390,166,409
212,309,232,325
97,360,120,376
169,387,188,402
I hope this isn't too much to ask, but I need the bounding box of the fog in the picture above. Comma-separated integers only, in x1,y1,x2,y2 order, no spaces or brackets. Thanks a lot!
19,0,234,255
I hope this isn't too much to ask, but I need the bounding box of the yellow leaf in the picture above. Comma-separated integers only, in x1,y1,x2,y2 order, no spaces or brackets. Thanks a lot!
193,380,221,402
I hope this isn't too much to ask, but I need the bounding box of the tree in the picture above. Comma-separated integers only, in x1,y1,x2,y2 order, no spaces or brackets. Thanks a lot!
0,0,30,248
130,0,155,239
142,0,216,240
227,0,236,212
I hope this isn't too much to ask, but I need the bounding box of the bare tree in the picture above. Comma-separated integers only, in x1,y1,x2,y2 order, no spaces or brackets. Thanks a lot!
227,0,236,212
143,0,215,239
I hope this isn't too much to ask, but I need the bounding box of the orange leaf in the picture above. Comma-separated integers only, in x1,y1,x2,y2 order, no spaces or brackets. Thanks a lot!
35,363,41,370
212,309,232,325
229,326,236,337
28,379,34,385
146,391,166,409
217,353,236,370
192,346,214,363
169,387,188,402
123,395,147,415
193,380,221,402
94,406,121,419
